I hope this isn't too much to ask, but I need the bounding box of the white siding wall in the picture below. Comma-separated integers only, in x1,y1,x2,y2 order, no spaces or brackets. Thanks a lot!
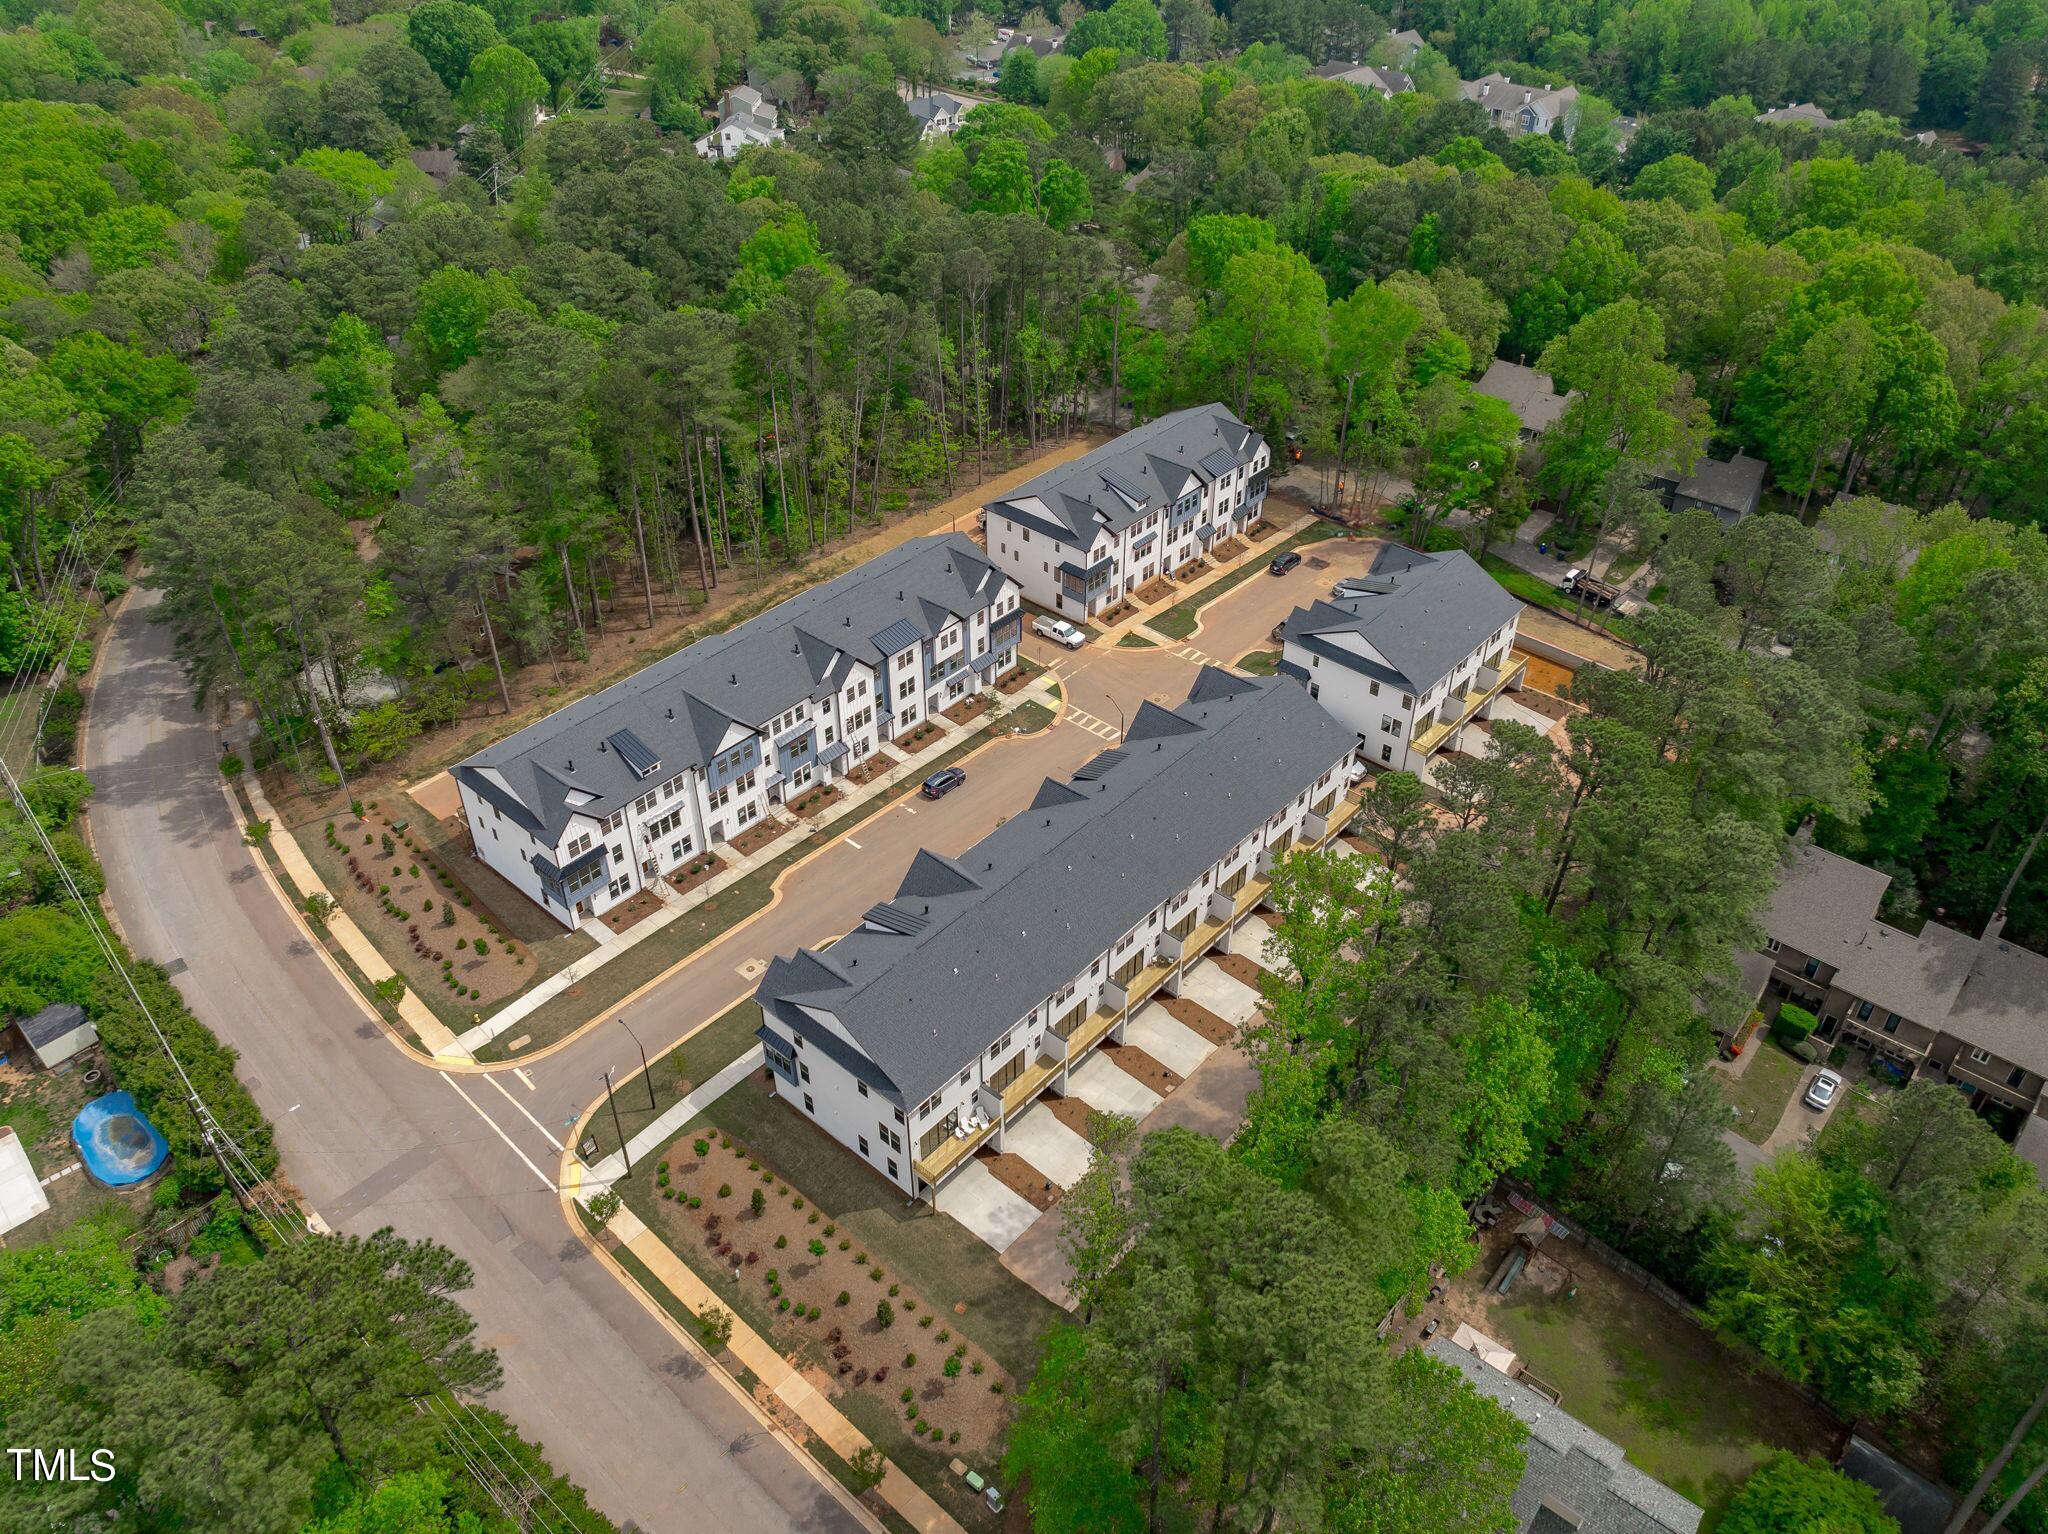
1283,617,1518,774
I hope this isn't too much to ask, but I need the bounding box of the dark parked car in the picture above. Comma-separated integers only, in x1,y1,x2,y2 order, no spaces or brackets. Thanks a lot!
920,766,966,799
1268,551,1302,576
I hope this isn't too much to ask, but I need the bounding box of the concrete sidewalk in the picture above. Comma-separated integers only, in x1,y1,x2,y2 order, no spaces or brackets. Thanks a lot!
585,1045,764,1185
455,672,1062,1054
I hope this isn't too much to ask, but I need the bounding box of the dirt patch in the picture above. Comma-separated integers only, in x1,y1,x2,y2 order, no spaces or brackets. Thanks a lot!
1041,1092,1099,1142
598,888,665,935
1102,1041,1180,1096
1513,647,1576,696
1212,952,1267,993
976,1149,1059,1212
784,783,842,818
1133,577,1176,605
1510,686,1574,723
942,693,990,727
1514,606,1643,674
639,1136,1015,1456
667,850,726,895
312,808,535,1007
1160,996,1235,1046
845,751,900,786
728,814,793,859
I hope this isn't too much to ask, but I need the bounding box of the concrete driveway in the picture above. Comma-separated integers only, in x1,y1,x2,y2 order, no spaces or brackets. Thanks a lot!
1127,1003,1216,1077
1180,960,1262,1028
933,1159,1040,1252
1003,1103,1093,1189
1761,1064,1846,1155
1068,1051,1163,1118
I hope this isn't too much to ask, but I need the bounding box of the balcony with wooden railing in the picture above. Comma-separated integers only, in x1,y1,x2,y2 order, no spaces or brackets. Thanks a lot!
1413,657,1529,755
915,1113,996,1185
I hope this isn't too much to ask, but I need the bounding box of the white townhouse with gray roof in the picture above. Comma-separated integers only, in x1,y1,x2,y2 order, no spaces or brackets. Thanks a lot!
752,671,1362,1200
981,404,1271,620
452,534,1021,928
1279,545,1526,774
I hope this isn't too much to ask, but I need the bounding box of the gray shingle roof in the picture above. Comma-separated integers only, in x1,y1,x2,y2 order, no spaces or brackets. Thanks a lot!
1762,843,2048,1075
1426,1338,1703,1534
454,534,1005,842
1281,546,1522,695
754,671,1354,1106
1477,360,1575,435
985,404,1263,551
1674,453,1766,517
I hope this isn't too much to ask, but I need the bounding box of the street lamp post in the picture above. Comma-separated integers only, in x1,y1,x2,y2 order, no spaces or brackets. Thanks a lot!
615,1015,655,1110
602,1066,632,1175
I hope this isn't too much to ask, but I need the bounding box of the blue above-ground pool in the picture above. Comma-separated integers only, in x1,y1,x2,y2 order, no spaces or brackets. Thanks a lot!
72,1091,170,1187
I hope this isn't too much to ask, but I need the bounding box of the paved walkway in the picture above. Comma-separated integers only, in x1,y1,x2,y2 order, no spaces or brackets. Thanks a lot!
454,672,1063,1054
585,1045,765,1186
242,774,469,1060
594,1201,966,1534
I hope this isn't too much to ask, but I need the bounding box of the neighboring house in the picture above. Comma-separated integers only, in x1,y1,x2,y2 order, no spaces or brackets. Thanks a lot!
1649,451,1768,526
1385,28,1425,66
1476,359,1575,442
16,1002,97,1070
1837,1436,1955,1534
906,90,971,140
962,30,1063,82
1428,1336,1706,1534
693,85,784,161
409,148,458,187
752,670,1361,1201
1756,841,2048,1150
1461,73,1581,140
1757,101,1835,128
453,535,1022,928
1311,60,1414,98
981,404,1270,620
1278,545,1526,773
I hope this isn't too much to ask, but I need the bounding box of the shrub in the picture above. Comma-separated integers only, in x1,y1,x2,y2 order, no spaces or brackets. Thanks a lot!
809,1239,826,1257
943,1354,962,1378
761,1171,773,1183
807,1306,820,1320
900,1387,914,1403
696,1306,733,1351
720,1136,731,1148
1773,1003,1818,1045
902,1352,916,1368
876,1299,894,1329
905,1404,918,1421
836,1291,850,1306
658,1160,669,1173
970,1360,984,1375
778,1297,790,1312
807,1211,819,1224
990,1381,1004,1394
854,1251,867,1265
373,976,406,1005
839,1239,851,1251
748,1160,759,1171
902,1298,915,1311
791,1196,804,1209
455,937,468,951
847,1445,887,1495
694,1138,710,1157
888,1283,900,1297
750,1188,766,1216
936,1329,950,1343
823,1223,835,1236
775,1234,787,1249
717,1184,732,1199
588,1189,621,1223
869,1267,883,1281
473,937,489,957
688,1196,701,1208
919,1314,933,1329
948,1431,960,1445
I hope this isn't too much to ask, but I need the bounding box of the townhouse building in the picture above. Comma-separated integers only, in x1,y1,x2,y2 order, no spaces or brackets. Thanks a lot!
752,670,1361,1201
1278,545,1526,773
1460,73,1581,139
981,404,1270,621
1757,841,2048,1150
452,534,1021,928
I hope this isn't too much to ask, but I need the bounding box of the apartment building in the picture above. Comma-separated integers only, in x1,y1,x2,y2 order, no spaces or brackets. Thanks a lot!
981,405,1270,620
1277,546,1526,773
1757,842,2048,1147
751,670,1361,1200
452,534,1021,927
1460,73,1582,139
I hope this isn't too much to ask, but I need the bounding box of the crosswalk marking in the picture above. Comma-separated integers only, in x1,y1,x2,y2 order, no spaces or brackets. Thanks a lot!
1064,706,1119,741
1177,645,1214,666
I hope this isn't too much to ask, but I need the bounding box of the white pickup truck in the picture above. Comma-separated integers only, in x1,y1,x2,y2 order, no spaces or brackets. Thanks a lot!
1031,616,1087,649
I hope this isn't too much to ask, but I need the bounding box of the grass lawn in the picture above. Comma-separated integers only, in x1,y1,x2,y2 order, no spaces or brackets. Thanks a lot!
682,1074,1064,1383
1720,1042,1806,1145
1235,650,1279,675
480,700,1055,1059
1480,554,1641,644
1488,1276,1839,1524
1116,633,1156,648
1150,522,1339,640
581,999,764,1162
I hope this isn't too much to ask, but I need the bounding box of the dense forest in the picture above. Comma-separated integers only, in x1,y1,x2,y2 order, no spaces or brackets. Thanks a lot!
5,0,2048,1527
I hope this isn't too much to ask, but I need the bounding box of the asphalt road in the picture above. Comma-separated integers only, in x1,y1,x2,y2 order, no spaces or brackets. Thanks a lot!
86,585,868,1534
80,533,1389,1532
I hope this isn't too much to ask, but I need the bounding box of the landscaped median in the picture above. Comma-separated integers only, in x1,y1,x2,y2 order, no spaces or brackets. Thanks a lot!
1148,520,1342,640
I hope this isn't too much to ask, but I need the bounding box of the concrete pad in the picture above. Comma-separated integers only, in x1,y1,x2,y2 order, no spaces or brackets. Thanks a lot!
1004,1102,1094,1189
934,1159,1041,1253
1127,1003,1216,1078
1068,1051,1162,1120
1181,960,1261,1027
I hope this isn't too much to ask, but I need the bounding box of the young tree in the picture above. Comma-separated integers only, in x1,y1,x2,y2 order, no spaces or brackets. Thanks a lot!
1721,1453,1900,1534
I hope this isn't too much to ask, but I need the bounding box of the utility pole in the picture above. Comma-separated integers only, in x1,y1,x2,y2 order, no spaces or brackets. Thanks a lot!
615,1015,655,1110
601,1066,632,1174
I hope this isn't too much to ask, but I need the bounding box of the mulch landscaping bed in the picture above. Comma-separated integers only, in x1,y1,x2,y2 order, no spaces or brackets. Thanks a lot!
312,806,534,1006
1209,537,1245,561
668,850,726,895
784,783,843,818
942,693,990,726
895,722,945,755
1041,1092,1100,1142
845,751,900,786
728,814,794,858
1172,558,1210,583
1248,520,1281,540
599,888,665,935
1133,577,1177,604
1096,600,1137,625
1103,1041,1181,1096
976,1149,1060,1212
1161,995,1236,1046
639,1134,1015,1457
1212,951,1268,993
995,659,1042,696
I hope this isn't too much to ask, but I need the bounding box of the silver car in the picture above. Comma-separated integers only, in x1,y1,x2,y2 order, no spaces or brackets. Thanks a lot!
1803,1069,1843,1111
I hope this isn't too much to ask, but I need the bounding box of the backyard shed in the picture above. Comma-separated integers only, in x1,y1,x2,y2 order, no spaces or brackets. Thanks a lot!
17,1003,98,1070
0,1125,49,1235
